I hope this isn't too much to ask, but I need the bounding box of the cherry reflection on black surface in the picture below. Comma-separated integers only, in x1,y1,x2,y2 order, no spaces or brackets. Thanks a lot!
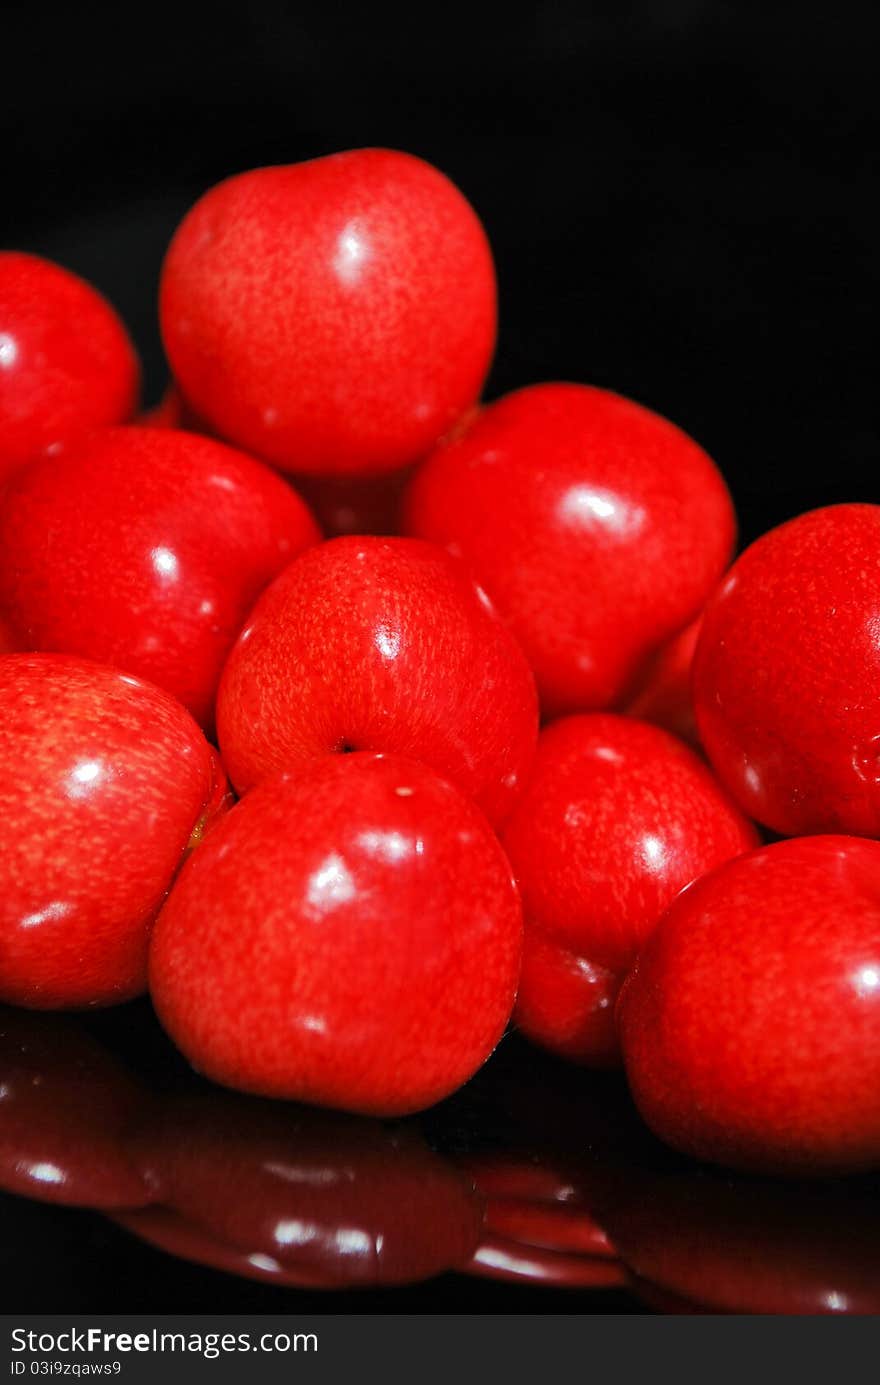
1,1002,879,1313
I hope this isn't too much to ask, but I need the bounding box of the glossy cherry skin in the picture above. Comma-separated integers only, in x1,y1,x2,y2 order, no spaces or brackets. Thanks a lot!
0,654,228,1009
618,835,880,1176
402,383,735,717
502,714,757,1063
139,386,411,537
216,536,538,827
160,149,496,477
694,504,880,837
0,252,139,482
514,930,621,1068
0,427,319,729
149,753,523,1116
504,716,757,972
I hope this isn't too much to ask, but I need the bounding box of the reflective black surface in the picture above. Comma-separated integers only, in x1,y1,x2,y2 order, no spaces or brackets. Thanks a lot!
6,10,879,549
2,1001,879,1313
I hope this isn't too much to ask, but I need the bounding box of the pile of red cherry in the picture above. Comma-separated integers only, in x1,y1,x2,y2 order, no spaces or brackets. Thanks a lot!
1,147,878,1182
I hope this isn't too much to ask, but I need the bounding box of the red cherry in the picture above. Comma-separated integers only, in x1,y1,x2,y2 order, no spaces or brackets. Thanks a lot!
618,835,880,1175
149,754,523,1116
0,427,319,729
504,715,756,1065
514,929,621,1068
402,382,735,717
0,654,227,1009
160,149,496,477
215,536,538,827
137,388,412,538
694,503,880,837
623,614,702,748
138,386,413,538
502,715,757,1062
0,252,139,482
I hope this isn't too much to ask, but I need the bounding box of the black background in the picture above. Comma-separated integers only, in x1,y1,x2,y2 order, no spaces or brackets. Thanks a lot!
2,2,877,1312
6,3,879,550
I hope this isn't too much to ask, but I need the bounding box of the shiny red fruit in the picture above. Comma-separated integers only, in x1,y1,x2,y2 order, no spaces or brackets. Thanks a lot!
149,754,523,1116
0,427,319,729
694,503,880,838
139,388,412,537
0,252,139,482
503,715,756,1065
618,835,880,1175
505,713,755,960
0,655,228,1009
216,536,538,827
514,930,621,1068
160,148,496,477
403,382,735,717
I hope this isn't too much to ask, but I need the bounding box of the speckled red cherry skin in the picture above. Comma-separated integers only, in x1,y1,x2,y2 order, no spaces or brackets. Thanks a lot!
160,149,496,477
0,654,228,1009
694,504,880,837
139,385,411,537
514,930,621,1067
402,383,735,717
0,427,319,729
0,253,139,482
149,753,523,1116
216,537,538,827
503,714,757,975
618,835,880,1176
